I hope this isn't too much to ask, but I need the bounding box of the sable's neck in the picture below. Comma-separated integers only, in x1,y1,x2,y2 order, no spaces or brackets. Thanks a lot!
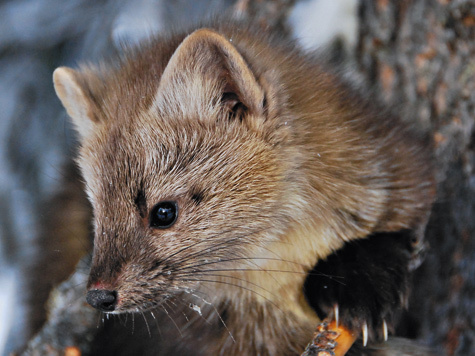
191,161,352,354
211,295,316,356
200,222,342,354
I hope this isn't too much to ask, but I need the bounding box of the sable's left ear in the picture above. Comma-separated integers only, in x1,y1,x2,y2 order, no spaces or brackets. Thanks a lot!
156,28,265,119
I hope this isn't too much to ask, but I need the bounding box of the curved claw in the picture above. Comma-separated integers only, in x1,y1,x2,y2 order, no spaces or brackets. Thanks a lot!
382,319,388,341
362,322,368,347
333,304,339,328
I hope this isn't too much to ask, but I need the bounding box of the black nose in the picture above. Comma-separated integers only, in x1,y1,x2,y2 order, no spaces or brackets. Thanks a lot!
86,289,117,312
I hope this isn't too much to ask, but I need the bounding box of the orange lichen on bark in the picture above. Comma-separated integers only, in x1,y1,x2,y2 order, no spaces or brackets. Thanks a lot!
434,83,448,115
379,63,395,97
376,0,389,11
64,346,81,356
301,320,357,356
434,132,447,147
327,321,357,356
463,15,475,27
417,78,429,95
415,48,437,69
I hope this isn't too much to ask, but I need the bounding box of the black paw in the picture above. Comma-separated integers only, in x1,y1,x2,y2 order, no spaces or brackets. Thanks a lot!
304,229,423,344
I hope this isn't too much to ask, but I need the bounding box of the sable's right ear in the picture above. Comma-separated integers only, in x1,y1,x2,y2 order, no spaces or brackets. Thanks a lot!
53,67,96,140
156,29,265,121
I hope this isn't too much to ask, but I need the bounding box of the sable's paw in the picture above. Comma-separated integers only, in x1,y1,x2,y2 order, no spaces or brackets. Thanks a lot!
330,304,388,347
315,297,394,345
304,231,418,345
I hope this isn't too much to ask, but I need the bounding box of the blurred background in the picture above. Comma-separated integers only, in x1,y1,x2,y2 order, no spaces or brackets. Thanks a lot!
1,0,474,355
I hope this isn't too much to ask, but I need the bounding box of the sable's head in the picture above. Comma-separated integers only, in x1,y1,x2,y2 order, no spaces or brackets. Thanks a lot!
53,29,292,313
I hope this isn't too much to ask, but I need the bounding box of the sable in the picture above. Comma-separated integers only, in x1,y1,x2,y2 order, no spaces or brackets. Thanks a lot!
53,19,435,355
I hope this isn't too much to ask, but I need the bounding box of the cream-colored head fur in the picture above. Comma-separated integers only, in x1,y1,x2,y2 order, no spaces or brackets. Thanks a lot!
156,28,265,117
53,29,267,142
52,27,297,306
53,67,96,139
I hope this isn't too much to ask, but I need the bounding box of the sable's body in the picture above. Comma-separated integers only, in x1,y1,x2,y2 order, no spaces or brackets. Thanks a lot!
53,20,435,355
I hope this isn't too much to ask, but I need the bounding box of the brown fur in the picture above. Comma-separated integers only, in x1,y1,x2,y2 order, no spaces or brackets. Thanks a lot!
53,20,435,355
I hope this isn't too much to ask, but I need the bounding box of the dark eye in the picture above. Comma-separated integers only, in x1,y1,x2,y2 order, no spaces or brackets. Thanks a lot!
149,201,178,228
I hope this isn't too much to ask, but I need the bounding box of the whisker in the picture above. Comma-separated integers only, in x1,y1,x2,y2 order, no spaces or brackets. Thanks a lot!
172,292,212,326
141,310,152,338
173,254,308,293
131,313,135,334
173,256,307,273
167,233,304,275
179,278,282,311
96,311,103,329
179,267,308,275
160,226,241,264
175,264,345,285
119,312,128,327
182,310,190,322
150,310,162,337
165,237,242,267
162,303,183,337
176,272,279,300
184,290,235,344
166,298,178,307
160,219,296,266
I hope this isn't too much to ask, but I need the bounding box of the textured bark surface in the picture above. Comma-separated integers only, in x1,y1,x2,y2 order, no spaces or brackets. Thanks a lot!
233,0,296,32
357,1,475,355
20,258,97,356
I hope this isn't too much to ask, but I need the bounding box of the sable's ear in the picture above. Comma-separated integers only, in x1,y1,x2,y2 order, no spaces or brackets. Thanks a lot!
53,67,96,140
157,28,265,119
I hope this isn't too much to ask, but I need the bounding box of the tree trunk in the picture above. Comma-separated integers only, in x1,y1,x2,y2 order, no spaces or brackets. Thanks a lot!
357,1,475,354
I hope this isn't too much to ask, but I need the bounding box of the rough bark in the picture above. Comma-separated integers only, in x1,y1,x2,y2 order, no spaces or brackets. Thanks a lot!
233,0,296,33
357,1,475,355
19,258,97,356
